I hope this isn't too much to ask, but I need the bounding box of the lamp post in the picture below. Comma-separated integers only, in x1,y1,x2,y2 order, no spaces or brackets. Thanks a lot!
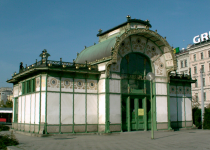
146,72,155,139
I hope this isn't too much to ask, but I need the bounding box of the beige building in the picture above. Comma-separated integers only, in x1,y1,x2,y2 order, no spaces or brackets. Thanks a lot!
188,41,210,107
175,49,190,75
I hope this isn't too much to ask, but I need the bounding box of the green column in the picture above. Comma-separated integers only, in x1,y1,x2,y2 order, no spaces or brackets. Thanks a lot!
134,98,139,130
13,98,16,123
167,83,172,130
105,78,110,133
126,96,130,132
143,97,147,131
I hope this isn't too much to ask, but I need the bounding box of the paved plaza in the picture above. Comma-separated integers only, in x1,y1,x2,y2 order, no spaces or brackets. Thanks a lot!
2,129,210,150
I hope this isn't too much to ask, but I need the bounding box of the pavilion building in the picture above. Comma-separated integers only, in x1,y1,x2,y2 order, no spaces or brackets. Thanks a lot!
7,16,195,134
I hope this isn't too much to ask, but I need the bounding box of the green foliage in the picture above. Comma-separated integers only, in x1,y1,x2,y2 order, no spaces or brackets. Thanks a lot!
192,108,202,129
0,125,10,131
203,108,210,129
0,132,19,149
0,100,13,108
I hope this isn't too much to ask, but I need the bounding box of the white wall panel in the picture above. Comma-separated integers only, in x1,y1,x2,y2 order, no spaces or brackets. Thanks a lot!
41,75,47,91
47,77,60,92
31,94,35,124
185,97,192,121
47,93,59,124
25,95,30,123
22,96,25,123
18,97,22,123
74,94,85,124
109,94,121,124
156,83,167,95
178,98,185,121
61,93,73,124
99,94,105,124
35,93,40,124
41,92,45,123
74,79,85,93
87,94,97,124
156,96,168,122
99,79,105,93
170,97,177,121
13,85,18,97
61,78,73,92
109,80,120,93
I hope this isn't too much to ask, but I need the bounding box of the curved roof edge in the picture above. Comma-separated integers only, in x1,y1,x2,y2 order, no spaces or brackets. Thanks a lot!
97,19,152,37
75,34,121,64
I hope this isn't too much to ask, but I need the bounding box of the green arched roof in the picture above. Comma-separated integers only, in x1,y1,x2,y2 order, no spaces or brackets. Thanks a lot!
75,34,120,64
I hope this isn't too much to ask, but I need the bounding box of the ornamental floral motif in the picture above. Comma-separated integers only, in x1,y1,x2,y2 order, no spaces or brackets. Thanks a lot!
61,78,73,89
185,87,191,94
74,80,85,90
47,77,60,88
177,87,184,94
87,80,97,90
170,86,176,94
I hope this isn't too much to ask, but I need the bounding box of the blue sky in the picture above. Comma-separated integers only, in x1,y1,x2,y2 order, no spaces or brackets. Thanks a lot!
1,0,210,87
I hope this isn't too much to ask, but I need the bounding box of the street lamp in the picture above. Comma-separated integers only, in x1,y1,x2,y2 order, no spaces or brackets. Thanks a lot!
146,72,155,139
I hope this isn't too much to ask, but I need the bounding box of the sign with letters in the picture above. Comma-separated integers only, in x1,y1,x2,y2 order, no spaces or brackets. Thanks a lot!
193,31,210,44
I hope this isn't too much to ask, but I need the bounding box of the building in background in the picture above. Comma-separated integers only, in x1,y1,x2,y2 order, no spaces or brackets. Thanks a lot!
0,87,13,105
175,48,190,75
188,40,210,107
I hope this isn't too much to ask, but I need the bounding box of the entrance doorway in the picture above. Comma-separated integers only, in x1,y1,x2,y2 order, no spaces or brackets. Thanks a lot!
122,96,151,131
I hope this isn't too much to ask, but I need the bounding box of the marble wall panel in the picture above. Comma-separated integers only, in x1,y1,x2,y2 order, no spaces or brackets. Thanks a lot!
109,94,121,124
185,97,192,121
99,94,105,124
146,39,162,62
22,96,25,123
87,94,97,124
156,96,168,122
154,55,166,76
18,97,22,123
98,62,107,71
61,93,73,124
31,94,35,124
131,35,146,53
35,93,40,124
109,79,120,93
47,93,59,124
156,83,167,95
98,79,105,93
25,95,30,123
41,92,45,123
74,94,85,124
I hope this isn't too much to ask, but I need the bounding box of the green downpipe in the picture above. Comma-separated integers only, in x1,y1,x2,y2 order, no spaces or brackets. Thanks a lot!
73,78,75,133
105,78,110,133
45,75,48,134
39,75,41,134
59,77,61,133
167,83,172,130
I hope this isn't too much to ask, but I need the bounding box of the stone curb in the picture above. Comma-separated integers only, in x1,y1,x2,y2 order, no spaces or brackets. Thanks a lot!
7,146,23,150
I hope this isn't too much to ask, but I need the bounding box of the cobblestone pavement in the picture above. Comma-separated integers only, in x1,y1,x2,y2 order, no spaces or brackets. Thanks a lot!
2,129,210,150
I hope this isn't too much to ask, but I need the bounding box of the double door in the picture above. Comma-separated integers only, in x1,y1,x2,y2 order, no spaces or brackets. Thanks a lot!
122,96,151,131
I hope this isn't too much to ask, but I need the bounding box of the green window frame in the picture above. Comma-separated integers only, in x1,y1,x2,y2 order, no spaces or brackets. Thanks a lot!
21,79,36,95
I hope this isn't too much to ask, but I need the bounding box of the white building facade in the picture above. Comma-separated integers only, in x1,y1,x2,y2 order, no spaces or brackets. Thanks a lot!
7,16,195,134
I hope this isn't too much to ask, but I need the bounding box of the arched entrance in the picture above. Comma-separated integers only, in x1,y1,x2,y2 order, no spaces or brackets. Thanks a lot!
121,53,153,131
